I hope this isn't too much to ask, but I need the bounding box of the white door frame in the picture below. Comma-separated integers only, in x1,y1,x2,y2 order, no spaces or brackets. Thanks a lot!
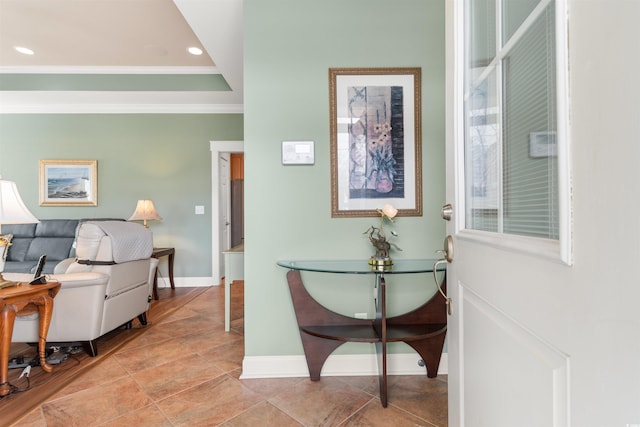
210,140,244,285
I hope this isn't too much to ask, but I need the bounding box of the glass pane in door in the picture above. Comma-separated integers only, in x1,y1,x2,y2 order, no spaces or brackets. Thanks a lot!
502,4,558,239
466,69,500,232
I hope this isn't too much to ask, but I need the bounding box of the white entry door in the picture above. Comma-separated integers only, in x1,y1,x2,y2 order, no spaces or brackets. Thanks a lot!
445,1,571,425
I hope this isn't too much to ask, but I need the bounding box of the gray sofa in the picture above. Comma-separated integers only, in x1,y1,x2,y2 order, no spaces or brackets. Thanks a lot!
3,218,122,274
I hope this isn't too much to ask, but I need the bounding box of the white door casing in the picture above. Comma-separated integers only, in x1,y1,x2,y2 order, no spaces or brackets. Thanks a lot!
220,152,231,257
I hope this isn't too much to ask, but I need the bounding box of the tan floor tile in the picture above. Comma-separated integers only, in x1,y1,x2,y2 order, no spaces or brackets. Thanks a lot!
133,352,226,401
238,375,306,399
156,374,263,426
99,404,172,427
386,375,448,427
229,317,244,334
54,356,129,397
114,337,199,374
184,290,221,314
11,408,45,427
269,377,373,426
206,340,245,373
341,399,434,427
178,328,244,355
221,401,303,426
119,323,175,350
155,313,220,337
156,306,201,324
41,377,152,426
337,375,381,396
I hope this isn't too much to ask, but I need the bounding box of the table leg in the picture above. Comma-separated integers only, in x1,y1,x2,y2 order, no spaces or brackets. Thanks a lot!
224,277,230,332
373,275,388,407
0,303,17,397
34,295,55,373
167,252,175,289
286,270,373,381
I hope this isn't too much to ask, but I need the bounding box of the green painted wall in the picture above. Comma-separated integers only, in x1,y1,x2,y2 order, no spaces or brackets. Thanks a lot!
0,114,243,277
244,0,446,356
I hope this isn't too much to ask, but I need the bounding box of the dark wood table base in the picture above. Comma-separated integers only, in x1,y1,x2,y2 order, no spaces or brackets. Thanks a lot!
151,248,175,300
286,269,447,407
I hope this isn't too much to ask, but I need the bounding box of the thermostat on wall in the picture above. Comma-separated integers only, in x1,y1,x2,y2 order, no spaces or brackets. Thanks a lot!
282,141,314,165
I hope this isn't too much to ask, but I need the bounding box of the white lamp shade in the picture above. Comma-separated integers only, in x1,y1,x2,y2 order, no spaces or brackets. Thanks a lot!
128,199,163,222
0,180,39,224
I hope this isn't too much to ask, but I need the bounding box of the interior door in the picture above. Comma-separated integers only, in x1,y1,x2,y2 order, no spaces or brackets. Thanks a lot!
445,1,571,425
219,153,231,273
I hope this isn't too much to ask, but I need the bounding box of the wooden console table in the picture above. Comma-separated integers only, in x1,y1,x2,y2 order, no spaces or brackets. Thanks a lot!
1,281,61,397
151,247,175,300
277,259,447,407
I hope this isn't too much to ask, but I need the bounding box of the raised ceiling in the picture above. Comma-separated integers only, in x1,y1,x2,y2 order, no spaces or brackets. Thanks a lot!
0,0,243,113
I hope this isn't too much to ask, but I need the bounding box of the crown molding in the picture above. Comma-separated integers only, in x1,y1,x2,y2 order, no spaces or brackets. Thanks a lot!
0,89,243,114
0,103,243,114
0,66,220,75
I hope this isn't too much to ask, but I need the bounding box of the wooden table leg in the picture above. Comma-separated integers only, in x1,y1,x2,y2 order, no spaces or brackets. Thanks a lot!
167,251,175,289
286,270,373,381
152,248,176,300
34,294,55,373
1,303,18,397
153,270,159,301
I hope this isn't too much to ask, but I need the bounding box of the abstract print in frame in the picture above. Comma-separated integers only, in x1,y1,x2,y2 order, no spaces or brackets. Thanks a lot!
330,67,422,217
39,160,98,206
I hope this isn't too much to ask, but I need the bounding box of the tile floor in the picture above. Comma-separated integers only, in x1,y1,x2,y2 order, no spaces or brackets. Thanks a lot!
13,283,448,426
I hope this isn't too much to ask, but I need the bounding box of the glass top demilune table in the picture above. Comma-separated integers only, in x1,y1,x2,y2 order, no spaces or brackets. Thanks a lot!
277,259,448,408
276,258,445,275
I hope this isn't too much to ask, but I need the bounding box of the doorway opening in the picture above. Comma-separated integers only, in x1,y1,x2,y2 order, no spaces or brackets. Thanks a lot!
210,140,244,285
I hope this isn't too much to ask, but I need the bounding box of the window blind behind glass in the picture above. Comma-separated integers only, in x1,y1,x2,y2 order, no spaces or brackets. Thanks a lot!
502,4,558,239
465,0,559,240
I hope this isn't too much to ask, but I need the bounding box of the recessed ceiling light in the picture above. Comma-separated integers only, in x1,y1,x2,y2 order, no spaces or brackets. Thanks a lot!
188,47,203,56
15,46,35,55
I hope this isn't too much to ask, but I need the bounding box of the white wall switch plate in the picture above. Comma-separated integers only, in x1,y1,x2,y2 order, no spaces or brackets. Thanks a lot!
195,205,205,215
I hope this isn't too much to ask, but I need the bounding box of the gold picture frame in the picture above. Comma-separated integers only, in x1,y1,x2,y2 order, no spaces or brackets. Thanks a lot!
329,67,422,218
39,160,98,206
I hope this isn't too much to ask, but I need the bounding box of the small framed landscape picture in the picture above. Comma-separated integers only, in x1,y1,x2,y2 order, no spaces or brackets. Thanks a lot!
39,160,98,206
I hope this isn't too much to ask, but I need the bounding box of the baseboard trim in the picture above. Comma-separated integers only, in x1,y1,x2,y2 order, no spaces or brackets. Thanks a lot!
156,277,218,287
240,352,448,379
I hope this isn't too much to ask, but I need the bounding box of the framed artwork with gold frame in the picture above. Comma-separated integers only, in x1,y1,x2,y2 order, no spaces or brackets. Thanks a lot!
329,67,422,218
39,160,98,206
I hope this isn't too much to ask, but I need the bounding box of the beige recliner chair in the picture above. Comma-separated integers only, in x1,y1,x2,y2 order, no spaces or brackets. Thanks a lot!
7,221,158,357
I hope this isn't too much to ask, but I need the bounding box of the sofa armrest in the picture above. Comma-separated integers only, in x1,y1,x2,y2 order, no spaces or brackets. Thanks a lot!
54,257,76,274
47,272,109,289
9,271,110,344
3,271,109,289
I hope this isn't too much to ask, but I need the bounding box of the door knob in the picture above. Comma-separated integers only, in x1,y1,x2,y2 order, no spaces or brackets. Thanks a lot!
433,235,454,315
435,235,454,263
441,203,453,221
443,235,453,262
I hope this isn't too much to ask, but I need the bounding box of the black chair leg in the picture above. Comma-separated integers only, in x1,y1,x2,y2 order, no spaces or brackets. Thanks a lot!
138,313,148,326
83,340,98,357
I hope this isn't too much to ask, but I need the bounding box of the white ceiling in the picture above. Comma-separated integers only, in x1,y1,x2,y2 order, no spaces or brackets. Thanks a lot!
0,0,243,113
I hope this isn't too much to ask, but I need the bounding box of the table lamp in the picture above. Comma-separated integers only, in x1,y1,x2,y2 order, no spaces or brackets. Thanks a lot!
0,179,40,287
128,199,163,228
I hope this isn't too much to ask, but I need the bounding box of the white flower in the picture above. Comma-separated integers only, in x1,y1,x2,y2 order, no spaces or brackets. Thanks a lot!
381,204,398,219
